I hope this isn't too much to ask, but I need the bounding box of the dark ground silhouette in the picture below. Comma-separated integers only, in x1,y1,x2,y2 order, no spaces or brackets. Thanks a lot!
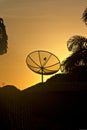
0,67,87,129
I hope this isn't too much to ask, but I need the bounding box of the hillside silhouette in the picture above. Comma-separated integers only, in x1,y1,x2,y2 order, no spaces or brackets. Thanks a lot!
0,67,87,129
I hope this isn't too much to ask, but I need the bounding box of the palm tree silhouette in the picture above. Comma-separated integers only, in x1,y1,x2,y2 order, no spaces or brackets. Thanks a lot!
61,48,87,73
67,35,87,52
61,8,87,73
0,18,8,55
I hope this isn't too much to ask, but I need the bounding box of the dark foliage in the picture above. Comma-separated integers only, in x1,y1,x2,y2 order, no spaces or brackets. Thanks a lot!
61,49,87,73
82,7,87,24
67,35,87,52
0,18,8,55
47,66,87,83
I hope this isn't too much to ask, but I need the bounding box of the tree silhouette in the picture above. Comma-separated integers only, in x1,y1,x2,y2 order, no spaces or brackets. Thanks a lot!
82,7,87,24
67,35,87,52
61,8,87,73
0,18,8,55
61,48,87,73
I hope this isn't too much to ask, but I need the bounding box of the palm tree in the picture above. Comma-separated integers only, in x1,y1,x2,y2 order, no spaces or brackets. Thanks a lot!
0,18,8,55
82,7,87,24
61,35,87,73
61,49,87,73
61,8,87,73
67,35,87,52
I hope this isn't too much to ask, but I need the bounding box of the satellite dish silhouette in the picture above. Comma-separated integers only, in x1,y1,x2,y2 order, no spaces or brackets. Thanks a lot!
26,50,61,83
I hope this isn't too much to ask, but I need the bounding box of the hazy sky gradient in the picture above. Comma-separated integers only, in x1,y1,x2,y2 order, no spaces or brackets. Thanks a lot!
0,0,87,89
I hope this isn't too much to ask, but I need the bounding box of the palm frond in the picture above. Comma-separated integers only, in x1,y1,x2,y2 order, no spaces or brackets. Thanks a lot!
67,35,87,52
82,7,87,24
61,49,87,73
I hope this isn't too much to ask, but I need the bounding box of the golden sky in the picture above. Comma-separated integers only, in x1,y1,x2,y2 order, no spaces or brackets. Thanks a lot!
0,0,87,90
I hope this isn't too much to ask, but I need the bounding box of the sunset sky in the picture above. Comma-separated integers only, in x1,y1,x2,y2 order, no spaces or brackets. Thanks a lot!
0,0,87,90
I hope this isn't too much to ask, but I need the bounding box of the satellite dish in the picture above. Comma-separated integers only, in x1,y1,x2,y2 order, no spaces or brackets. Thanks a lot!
26,50,61,83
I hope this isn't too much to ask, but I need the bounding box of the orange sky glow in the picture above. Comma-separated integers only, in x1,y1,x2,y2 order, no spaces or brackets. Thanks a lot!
0,0,87,90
